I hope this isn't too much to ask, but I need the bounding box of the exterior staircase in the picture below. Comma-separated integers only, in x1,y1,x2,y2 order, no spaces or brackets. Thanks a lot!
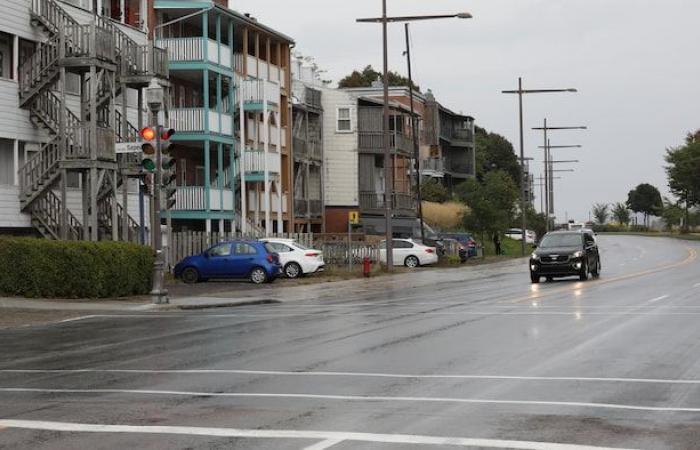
17,0,165,241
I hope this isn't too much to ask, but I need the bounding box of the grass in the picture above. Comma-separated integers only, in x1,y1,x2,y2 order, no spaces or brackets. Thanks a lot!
600,231,700,242
422,201,468,230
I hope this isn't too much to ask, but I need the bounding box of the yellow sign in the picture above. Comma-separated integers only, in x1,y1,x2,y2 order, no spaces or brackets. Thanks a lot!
348,211,360,225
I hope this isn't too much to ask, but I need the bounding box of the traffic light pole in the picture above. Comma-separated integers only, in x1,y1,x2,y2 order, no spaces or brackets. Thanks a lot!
150,116,168,305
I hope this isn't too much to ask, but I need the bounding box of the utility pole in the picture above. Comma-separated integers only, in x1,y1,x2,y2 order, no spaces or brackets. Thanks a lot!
502,81,578,255
404,23,424,242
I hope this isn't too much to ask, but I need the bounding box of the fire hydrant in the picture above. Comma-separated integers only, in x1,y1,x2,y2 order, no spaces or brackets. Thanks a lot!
362,256,372,277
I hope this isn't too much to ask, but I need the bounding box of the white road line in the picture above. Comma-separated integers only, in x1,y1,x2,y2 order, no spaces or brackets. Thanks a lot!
1,388,699,413
56,315,98,324
648,295,669,303
0,419,638,450
303,438,344,450
2,369,700,385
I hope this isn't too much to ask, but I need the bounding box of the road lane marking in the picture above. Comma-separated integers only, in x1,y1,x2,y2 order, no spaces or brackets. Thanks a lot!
2,388,700,413
649,295,669,303
0,419,639,450
4,369,700,385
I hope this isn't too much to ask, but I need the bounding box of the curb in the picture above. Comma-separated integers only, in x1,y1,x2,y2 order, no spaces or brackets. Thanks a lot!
166,298,282,311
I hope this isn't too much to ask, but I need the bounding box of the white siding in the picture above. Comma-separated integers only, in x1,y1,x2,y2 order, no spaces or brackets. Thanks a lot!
0,0,43,42
63,188,150,229
321,88,358,207
0,79,48,142
0,185,31,227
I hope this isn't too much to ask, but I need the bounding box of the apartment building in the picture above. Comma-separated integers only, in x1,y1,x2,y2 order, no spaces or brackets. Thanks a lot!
421,89,476,193
323,87,417,236
290,55,324,232
0,0,163,239
155,2,293,234
0,0,295,239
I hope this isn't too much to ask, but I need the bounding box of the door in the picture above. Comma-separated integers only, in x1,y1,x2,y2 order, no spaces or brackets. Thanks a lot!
200,243,233,278
393,240,414,266
267,242,294,267
230,242,260,277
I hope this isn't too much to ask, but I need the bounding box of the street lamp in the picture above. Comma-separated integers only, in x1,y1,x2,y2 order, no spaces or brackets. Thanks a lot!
502,80,578,256
357,4,472,270
533,121,587,231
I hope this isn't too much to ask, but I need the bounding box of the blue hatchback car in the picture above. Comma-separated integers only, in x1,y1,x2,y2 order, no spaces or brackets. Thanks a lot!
174,240,282,284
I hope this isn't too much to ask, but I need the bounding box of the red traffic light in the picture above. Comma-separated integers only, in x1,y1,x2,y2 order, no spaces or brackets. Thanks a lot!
161,128,176,140
140,127,156,141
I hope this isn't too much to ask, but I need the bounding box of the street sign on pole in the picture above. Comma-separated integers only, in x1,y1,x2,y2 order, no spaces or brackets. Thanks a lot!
349,211,360,225
115,142,142,154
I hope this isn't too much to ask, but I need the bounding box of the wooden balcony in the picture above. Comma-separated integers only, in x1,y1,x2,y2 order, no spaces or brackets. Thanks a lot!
359,191,415,215
358,132,414,155
169,108,233,136
157,37,231,68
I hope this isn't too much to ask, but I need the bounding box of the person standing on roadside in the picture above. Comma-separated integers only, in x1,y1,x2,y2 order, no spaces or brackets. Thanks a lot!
493,232,502,256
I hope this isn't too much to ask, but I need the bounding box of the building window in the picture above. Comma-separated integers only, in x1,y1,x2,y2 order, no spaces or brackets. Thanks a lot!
336,107,352,132
0,32,13,80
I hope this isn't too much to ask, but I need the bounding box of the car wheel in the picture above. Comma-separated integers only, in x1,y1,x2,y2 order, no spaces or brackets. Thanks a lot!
249,267,268,284
284,262,302,279
181,267,200,284
404,255,420,268
579,261,589,281
591,258,601,278
530,273,540,284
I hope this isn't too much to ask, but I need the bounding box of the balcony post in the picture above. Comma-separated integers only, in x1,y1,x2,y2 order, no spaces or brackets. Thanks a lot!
217,142,223,211
239,80,247,233
204,140,211,213
216,12,221,65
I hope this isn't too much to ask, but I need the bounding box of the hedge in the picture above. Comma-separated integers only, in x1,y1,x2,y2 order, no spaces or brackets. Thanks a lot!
0,238,154,298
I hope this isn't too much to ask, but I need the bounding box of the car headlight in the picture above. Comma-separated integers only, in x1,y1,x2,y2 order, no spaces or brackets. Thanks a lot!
572,251,584,258
530,252,539,260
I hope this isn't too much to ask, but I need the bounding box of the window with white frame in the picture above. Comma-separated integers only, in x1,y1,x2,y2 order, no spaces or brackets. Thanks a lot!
336,107,352,132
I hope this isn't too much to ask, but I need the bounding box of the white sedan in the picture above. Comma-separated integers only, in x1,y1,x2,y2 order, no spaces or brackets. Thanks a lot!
505,228,536,244
379,239,438,268
261,238,325,278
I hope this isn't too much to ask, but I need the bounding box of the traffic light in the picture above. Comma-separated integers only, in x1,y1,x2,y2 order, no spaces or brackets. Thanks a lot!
160,128,177,210
140,127,157,172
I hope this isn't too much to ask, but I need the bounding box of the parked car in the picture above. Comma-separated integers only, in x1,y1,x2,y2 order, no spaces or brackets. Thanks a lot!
505,228,537,244
379,239,438,268
529,230,601,283
174,240,282,284
439,233,478,259
261,238,325,279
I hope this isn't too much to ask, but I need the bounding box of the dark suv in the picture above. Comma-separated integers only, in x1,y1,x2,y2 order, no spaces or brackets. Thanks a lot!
529,231,601,283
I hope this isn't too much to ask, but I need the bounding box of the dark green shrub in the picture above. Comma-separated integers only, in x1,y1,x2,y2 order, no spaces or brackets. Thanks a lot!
0,238,153,298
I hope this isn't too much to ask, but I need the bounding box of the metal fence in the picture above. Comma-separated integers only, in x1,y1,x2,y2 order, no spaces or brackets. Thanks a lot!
320,242,380,265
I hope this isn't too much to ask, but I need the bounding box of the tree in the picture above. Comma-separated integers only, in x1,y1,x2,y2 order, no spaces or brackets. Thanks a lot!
661,198,684,231
337,65,420,92
421,178,449,203
474,127,521,186
455,171,519,240
591,203,610,225
627,183,663,227
611,202,631,226
513,207,547,242
665,135,700,230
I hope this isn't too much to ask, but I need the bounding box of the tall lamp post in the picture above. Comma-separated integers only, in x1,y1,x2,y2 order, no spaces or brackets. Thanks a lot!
357,6,471,270
501,80,577,256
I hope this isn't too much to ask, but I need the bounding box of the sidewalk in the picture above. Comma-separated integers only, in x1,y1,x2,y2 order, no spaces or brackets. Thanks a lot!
0,257,528,316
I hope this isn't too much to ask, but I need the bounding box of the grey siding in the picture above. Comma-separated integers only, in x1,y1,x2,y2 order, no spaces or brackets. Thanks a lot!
0,0,43,42
0,185,31,227
0,79,47,142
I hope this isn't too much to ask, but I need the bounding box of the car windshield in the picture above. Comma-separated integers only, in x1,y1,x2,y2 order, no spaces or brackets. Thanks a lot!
539,234,582,248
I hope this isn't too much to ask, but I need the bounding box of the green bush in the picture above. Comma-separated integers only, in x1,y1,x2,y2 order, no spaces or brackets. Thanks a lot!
0,238,154,298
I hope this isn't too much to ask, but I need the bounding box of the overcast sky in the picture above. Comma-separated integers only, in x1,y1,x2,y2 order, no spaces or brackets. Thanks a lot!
232,0,700,222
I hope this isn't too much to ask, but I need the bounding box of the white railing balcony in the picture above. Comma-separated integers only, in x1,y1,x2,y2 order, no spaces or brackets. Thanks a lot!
243,149,281,174
172,186,235,211
157,37,232,67
247,191,288,214
169,108,233,136
240,79,281,107
246,54,258,77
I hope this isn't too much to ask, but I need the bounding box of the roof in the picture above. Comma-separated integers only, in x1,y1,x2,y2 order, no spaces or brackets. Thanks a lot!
438,102,474,121
214,5,295,44
358,96,413,114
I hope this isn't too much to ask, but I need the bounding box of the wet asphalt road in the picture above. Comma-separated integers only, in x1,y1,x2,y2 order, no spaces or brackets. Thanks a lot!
1,235,700,449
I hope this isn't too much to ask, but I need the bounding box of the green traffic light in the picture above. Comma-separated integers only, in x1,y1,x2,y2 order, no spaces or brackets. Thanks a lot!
142,158,156,172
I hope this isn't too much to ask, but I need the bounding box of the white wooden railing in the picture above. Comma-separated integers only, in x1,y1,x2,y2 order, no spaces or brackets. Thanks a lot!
172,186,234,211
243,149,281,174
169,108,233,136
247,191,288,214
240,79,280,105
158,37,232,67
